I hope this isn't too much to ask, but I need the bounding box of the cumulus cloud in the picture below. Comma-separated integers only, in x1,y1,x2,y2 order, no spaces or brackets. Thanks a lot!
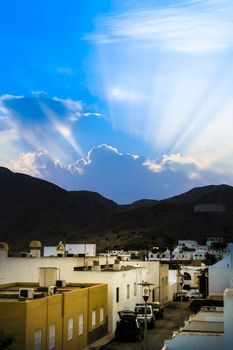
8,149,75,187
0,95,103,165
7,145,216,203
8,149,50,177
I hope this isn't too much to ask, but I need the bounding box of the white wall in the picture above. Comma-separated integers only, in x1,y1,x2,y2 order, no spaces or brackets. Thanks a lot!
44,244,96,257
0,254,115,283
209,267,233,295
73,268,146,332
0,253,151,333
208,254,233,295
163,335,223,350
224,289,233,350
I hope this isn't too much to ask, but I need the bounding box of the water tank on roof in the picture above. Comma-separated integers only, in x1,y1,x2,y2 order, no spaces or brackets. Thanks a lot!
29,240,42,249
0,242,9,251
29,240,42,257
56,241,65,256
0,242,9,258
39,267,58,288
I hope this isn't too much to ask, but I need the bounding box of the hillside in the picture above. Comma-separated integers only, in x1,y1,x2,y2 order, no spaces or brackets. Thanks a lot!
1,167,233,253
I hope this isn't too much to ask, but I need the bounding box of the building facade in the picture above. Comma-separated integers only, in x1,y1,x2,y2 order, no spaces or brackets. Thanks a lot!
0,282,108,350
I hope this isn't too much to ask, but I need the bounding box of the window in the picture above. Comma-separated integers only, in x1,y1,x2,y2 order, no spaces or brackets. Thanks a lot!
92,309,96,328
78,314,84,335
184,272,191,281
134,282,137,296
67,318,74,341
100,306,104,323
116,287,119,303
48,324,55,350
127,284,130,299
34,329,42,350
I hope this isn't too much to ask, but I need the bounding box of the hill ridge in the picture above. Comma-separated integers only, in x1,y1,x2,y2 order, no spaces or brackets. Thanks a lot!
1,167,233,252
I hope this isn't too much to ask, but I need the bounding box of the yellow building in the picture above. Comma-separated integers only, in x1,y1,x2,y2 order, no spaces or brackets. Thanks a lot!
160,263,169,305
0,282,108,350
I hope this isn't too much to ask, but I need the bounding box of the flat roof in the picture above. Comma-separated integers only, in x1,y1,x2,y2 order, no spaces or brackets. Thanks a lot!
179,331,223,337
190,310,224,322
0,283,100,301
182,321,224,333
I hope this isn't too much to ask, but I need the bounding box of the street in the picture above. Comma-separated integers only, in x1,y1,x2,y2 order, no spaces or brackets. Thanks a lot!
103,302,191,350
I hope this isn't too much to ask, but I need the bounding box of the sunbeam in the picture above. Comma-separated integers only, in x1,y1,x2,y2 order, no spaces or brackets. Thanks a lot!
87,0,233,169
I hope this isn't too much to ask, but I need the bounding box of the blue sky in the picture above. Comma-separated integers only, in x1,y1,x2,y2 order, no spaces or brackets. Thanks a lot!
1,0,233,203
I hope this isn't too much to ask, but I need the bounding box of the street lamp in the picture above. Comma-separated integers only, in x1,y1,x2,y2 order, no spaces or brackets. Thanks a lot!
178,270,184,326
138,282,154,350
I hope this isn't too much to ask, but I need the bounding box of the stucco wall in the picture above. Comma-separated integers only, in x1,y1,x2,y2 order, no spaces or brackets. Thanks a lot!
0,283,107,350
209,267,233,295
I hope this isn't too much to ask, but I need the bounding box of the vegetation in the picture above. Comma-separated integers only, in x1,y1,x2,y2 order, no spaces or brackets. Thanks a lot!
0,332,15,350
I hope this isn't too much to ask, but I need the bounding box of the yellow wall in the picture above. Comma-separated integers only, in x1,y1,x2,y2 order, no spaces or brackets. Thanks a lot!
25,294,63,350
0,283,108,350
88,284,108,332
0,300,26,350
62,288,89,350
160,264,169,305
25,298,48,350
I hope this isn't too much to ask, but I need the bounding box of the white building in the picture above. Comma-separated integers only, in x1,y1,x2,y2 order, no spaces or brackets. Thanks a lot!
0,242,168,333
178,240,198,249
163,308,224,350
209,253,233,296
163,288,233,350
44,243,96,257
192,249,207,261
180,265,205,290
148,248,171,261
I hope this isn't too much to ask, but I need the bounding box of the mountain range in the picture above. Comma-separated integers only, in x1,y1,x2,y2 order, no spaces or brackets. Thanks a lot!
0,166,233,254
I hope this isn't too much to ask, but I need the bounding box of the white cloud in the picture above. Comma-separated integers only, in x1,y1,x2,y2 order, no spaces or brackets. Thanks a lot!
8,149,49,177
52,96,83,120
31,90,47,97
6,145,233,203
160,153,200,167
107,86,144,103
82,112,102,117
0,95,104,167
0,128,19,143
143,160,163,172
88,0,233,54
0,94,24,101
56,66,74,76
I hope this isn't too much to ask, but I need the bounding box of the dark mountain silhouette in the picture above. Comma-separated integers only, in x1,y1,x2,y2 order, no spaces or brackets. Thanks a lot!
164,184,233,206
1,166,233,253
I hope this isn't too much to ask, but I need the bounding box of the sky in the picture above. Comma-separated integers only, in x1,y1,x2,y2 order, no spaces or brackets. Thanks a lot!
1,0,233,204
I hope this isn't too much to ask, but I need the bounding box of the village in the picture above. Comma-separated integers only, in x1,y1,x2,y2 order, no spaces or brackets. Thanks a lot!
0,236,232,349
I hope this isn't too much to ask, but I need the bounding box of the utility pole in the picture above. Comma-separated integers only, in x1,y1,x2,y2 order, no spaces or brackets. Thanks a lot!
138,282,154,350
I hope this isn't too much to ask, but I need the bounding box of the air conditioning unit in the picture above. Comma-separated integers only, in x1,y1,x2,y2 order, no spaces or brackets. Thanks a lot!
20,252,30,258
48,286,56,295
19,288,34,300
56,280,66,287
